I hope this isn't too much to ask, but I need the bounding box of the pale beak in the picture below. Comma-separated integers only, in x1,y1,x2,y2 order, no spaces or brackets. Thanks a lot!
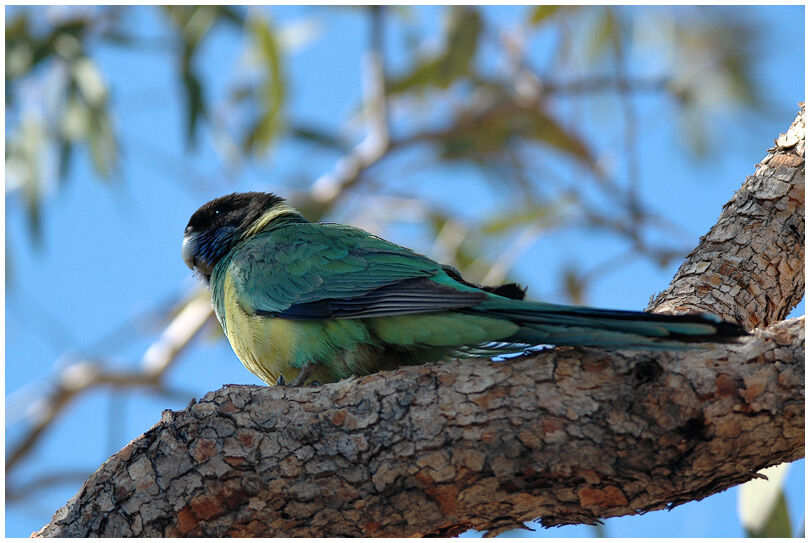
182,235,197,271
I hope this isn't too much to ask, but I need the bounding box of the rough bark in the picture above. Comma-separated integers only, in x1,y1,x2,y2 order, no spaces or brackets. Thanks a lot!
649,107,805,327
35,108,805,537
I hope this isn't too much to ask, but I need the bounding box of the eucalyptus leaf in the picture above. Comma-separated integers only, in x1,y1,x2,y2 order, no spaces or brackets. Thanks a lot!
529,6,564,26
739,463,792,538
163,6,220,147
72,57,107,106
181,65,205,146
524,108,595,168
439,7,482,85
438,97,595,170
290,125,349,152
481,203,565,235
585,6,619,62
87,110,117,180
562,266,586,305
245,15,285,155
387,6,481,94
57,139,74,182
746,492,792,538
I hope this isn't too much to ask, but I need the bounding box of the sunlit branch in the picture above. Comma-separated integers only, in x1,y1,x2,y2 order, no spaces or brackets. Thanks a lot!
481,222,546,285
309,6,389,207
6,294,215,474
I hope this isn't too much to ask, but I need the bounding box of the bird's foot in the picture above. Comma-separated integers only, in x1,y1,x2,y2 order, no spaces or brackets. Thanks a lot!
288,362,315,387
274,363,317,387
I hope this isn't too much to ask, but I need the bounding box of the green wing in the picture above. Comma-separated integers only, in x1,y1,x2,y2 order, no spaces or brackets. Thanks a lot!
226,222,487,319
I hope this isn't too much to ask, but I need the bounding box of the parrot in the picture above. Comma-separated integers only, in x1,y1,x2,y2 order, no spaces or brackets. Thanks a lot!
182,191,746,387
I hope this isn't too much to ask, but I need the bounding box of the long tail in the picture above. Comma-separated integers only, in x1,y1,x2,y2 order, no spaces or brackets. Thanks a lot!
474,298,747,350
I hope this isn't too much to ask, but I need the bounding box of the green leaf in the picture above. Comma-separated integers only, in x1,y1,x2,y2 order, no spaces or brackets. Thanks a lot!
245,15,285,155
7,117,45,244
562,265,586,305
72,57,107,107
529,6,562,26
746,491,792,538
5,14,30,45
57,139,74,182
437,97,595,170
480,201,567,235
214,5,246,27
388,6,482,94
162,6,220,147
86,109,118,180
290,125,348,152
524,108,594,167
63,55,118,179
585,6,619,62
5,16,34,83
439,7,482,84
739,464,793,538
181,61,205,146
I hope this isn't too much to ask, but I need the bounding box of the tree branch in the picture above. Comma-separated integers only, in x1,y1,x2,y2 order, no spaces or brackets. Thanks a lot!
34,108,805,537
308,6,389,208
7,293,215,475
649,106,805,327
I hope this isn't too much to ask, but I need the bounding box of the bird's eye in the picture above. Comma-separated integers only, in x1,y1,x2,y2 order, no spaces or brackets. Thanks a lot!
214,209,221,215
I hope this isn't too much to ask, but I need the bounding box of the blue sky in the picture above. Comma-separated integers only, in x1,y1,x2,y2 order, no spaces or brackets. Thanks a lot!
5,5,805,537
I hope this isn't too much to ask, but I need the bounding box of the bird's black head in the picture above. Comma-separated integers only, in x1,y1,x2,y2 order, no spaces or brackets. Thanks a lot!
182,192,289,282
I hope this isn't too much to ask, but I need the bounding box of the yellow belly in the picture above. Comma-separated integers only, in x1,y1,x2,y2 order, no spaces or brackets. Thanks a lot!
217,274,519,385
220,274,378,385
224,308,292,384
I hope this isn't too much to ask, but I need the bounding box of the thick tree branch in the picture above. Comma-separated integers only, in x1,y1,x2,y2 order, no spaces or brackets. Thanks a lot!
33,319,804,537
649,107,805,327
35,108,805,537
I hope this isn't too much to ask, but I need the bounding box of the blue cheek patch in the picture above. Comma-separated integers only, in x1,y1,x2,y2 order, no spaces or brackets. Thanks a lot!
197,226,240,269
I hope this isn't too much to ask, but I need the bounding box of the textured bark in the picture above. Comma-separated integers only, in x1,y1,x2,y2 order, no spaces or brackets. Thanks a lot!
35,108,805,537
649,107,805,327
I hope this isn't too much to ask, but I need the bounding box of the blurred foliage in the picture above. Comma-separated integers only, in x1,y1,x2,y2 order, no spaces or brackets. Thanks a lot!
739,464,794,538
745,492,792,538
387,6,482,94
6,5,766,270
433,93,595,169
6,9,120,242
529,6,568,27
242,14,285,155
162,6,245,147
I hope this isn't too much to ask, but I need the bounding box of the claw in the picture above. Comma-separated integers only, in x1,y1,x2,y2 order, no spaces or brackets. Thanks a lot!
289,362,315,387
276,374,287,386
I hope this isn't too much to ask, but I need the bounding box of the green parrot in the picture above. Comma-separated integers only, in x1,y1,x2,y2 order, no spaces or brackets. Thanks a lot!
182,192,745,386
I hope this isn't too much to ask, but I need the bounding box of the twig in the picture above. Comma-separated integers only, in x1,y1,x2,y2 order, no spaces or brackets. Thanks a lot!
6,293,215,474
610,15,643,229
310,6,389,206
481,222,546,285
6,470,93,503
540,75,670,96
